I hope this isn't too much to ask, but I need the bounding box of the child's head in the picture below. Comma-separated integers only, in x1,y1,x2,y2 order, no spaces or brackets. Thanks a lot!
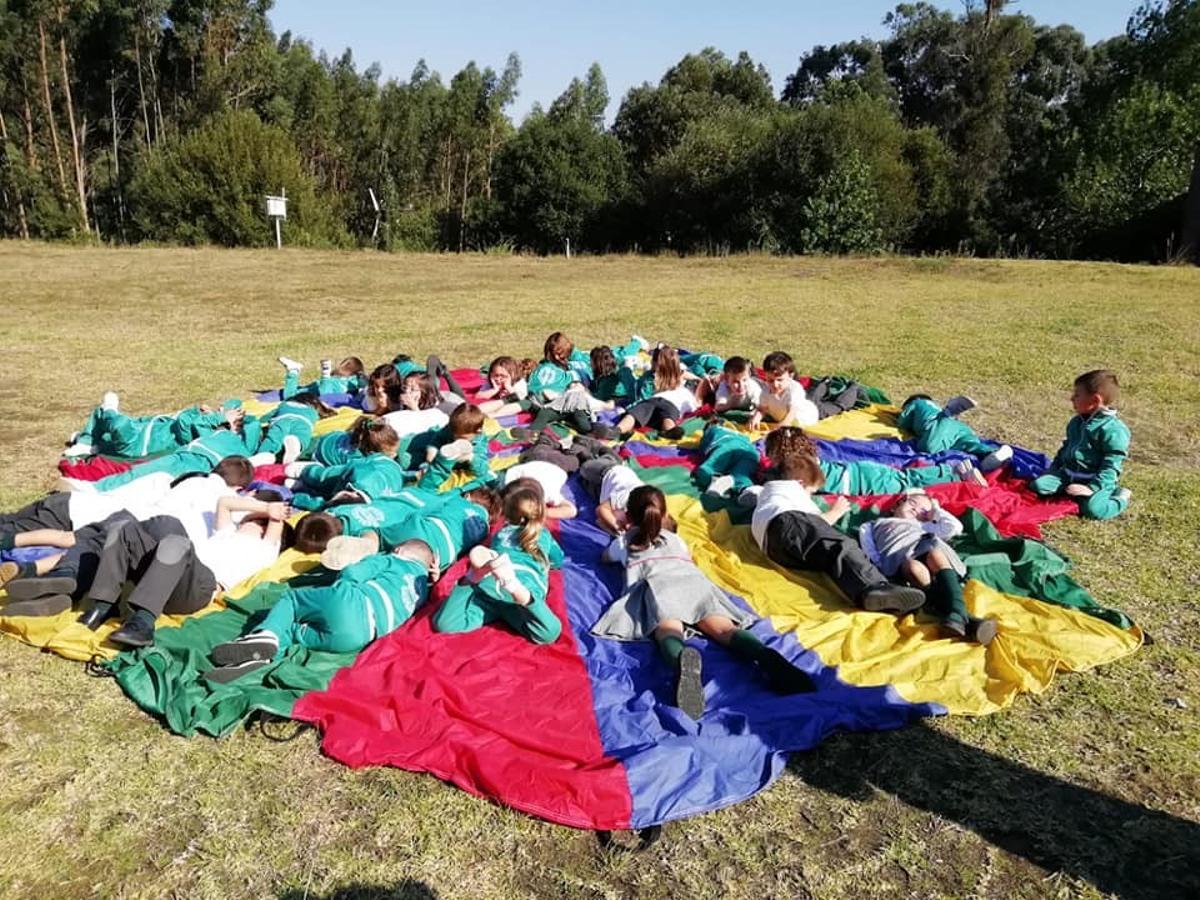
293,511,344,553
651,345,684,393
449,403,486,439
487,356,522,393
398,372,439,410
213,455,254,488
762,351,796,394
723,356,753,396
590,345,618,380
368,363,400,396
463,485,503,524
290,392,337,419
1072,369,1119,414
334,356,366,377
891,489,934,521
543,332,574,368
503,477,548,564
763,426,824,490
626,484,670,552
349,417,401,457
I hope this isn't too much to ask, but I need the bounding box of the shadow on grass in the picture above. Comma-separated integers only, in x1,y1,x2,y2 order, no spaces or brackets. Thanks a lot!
278,881,438,900
789,722,1199,898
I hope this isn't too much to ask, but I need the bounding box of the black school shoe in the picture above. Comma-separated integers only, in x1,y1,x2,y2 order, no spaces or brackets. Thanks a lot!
1,594,72,618
756,649,817,694
674,646,705,721
203,659,270,684
109,617,155,648
211,633,279,667
859,583,926,614
5,575,77,601
968,617,999,646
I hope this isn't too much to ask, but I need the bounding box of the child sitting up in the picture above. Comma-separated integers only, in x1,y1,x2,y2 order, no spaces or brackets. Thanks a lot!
594,484,814,720
432,478,564,645
413,403,494,491
614,345,699,440
588,345,636,404
527,332,584,401
712,356,763,415
1029,369,1131,520
204,539,434,682
749,352,819,430
896,394,1012,472
859,490,998,644
65,392,243,460
746,428,926,614
277,355,367,400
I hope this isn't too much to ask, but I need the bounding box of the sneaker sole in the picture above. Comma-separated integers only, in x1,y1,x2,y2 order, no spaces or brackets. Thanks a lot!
674,647,705,721
211,636,279,667
971,620,999,646
1,594,72,618
861,586,926,614
5,576,77,601
320,536,377,571
203,659,270,684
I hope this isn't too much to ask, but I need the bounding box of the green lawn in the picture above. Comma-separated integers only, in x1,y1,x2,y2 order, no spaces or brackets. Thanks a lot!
0,244,1197,899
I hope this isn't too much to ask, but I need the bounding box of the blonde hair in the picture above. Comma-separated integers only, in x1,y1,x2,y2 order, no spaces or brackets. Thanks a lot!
503,477,548,566
652,345,684,393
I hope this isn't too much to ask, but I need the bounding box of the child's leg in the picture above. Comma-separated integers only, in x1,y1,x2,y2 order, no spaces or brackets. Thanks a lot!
0,493,73,540
84,518,159,608
426,355,467,399
13,529,76,549
899,557,933,589
431,582,496,634
1081,488,1130,521
125,534,214,618
699,618,816,694
917,549,969,627
578,456,619,499
1030,469,1066,497
528,406,564,433
493,594,562,644
565,409,593,434
653,621,703,719
93,454,187,491
281,369,301,400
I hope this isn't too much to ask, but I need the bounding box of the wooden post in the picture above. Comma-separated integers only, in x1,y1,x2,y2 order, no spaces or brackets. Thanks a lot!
1182,141,1200,266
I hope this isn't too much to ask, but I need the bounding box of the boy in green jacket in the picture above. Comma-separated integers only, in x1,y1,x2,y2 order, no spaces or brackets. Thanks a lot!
1030,369,1132,520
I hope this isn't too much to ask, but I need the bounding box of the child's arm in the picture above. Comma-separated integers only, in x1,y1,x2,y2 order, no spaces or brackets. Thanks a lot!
601,534,628,565
596,500,623,535
545,532,565,570
1085,424,1129,493
214,494,290,532
545,500,578,520
921,505,963,541
820,495,852,526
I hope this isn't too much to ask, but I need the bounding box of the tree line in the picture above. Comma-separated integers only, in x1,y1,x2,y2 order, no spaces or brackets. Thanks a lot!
1,0,1197,261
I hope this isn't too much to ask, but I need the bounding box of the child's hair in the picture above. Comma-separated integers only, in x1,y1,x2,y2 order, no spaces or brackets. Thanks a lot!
212,455,254,488
334,356,366,377
463,486,503,523
651,345,684,392
396,372,439,410
293,511,344,553
764,427,824,489
543,332,574,368
488,356,522,385
449,402,485,438
889,488,932,515
503,477,548,565
518,357,537,379
901,393,933,409
590,345,618,380
724,356,750,377
392,353,413,369
349,417,400,456
1075,369,1120,406
289,392,337,419
762,351,796,377
251,488,285,504
368,363,400,395
626,485,670,552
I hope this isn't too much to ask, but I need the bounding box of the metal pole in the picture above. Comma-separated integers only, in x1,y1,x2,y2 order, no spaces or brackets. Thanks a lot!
275,217,281,249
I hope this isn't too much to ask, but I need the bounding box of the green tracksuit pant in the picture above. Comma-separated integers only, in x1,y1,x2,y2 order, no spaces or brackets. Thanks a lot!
693,428,760,494
1029,470,1129,520
820,459,962,496
897,397,994,456
76,405,226,458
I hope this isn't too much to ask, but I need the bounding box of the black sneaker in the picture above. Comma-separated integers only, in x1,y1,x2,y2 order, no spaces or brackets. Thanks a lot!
660,426,685,441
674,646,705,721
1,594,72,618
203,659,270,684
211,633,279,667
756,648,817,694
859,584,926,614
967,617,999,646
940,617,968,639
5,575,77,601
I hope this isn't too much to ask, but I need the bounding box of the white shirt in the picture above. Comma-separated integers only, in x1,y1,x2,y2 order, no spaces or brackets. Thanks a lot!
757,380,819,426
195,526,281,589
750,480,821,551
504,460,568,506
655,385,699,417
382,407,450,438
150,474,237,545
67,472,176,528
599,465,644,512
715,379,763,412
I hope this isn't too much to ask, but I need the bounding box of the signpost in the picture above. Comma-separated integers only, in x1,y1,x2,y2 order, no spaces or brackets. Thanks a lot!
266,189,288,249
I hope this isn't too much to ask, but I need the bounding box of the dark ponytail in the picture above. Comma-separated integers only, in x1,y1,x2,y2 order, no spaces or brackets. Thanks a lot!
626,485,668,552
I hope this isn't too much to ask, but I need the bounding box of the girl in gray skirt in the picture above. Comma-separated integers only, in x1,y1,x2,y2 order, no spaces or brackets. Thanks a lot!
593,484,814,720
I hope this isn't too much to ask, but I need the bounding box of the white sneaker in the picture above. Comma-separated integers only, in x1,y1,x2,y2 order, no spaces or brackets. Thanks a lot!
320,535,378,570
631,334,650,352
54,475,93,493
277,356,303,372
320,359,333,378
979,444,1013,472
487,553,519,591
943,395,977,418
952,459,988,487
64,443,94,459
101,391,119,412
705,474,736,497
1115,487,1132,505
439,439,473,462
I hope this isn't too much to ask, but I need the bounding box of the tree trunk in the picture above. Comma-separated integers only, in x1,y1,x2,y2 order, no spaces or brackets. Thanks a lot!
459,148,471,251
37,18,69,200
0,108,31,239
1182,141,1200,266
135,30,153,145
21,89,40,171
110,74,126,238
57,8,91,235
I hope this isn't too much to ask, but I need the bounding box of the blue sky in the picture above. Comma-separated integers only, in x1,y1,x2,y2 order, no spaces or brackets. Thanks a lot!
269,1,1139,122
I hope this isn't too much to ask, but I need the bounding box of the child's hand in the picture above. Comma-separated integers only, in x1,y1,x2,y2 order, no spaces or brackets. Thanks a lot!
1065,484,1095,498
827,496,852,521
224,408,244,427
199,404,214,414
748,411,763,430
265,502,290,521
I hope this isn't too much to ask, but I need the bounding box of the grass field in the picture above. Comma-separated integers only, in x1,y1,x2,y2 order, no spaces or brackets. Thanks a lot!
0,244,1198,900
